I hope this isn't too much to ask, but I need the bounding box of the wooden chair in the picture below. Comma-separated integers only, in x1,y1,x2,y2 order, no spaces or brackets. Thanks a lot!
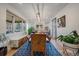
31,34,46,56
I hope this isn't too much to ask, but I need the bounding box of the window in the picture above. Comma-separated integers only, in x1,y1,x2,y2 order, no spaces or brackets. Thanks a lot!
15,19,22,32
6,11,13,34
23,21,26,31
6,10,26,34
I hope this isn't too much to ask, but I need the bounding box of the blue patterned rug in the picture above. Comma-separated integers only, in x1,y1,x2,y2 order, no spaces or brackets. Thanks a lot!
13,41,61,56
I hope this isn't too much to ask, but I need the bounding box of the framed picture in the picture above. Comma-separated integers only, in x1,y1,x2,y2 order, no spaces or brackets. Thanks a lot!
57,15,66,27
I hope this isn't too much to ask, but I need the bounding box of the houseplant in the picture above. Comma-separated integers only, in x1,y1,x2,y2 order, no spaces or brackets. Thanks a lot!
57,30,79,48
57,31,79,55
28,27,33,35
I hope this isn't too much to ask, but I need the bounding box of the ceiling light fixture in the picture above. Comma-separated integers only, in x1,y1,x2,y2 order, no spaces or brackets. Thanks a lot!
32,4,44,23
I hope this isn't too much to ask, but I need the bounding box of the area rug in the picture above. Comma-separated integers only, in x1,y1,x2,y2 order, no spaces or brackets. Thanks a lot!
13,41,61,56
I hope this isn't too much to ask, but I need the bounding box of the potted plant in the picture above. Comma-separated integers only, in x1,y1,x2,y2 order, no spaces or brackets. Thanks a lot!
57,30,79,48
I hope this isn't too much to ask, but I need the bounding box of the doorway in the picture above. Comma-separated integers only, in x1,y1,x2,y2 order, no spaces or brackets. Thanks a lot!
52,18,57,39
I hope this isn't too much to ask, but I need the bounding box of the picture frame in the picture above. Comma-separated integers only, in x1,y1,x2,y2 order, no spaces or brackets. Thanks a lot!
57,15,66,28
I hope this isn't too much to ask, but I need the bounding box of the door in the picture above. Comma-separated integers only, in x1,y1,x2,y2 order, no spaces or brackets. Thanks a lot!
52,18,57,39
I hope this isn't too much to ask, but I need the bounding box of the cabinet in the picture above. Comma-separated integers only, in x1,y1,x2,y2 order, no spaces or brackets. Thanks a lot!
10,35,28,48
19,36,28,47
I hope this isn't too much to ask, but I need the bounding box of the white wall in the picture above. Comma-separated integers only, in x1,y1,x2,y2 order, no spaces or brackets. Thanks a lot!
0,3,26,34
55,3,79,36
0,5,6,33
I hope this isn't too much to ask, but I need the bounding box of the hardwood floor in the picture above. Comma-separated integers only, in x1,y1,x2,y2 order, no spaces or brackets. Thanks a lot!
6,48,17,56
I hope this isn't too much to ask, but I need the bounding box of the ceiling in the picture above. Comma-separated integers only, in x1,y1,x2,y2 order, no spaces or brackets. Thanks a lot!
9,3,68,24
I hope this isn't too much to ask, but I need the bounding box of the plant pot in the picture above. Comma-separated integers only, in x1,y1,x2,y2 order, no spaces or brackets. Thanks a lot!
62,41,79,49
62,41,79,55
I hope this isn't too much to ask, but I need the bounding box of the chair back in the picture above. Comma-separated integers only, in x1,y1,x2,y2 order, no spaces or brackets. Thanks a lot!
31,34,46,56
